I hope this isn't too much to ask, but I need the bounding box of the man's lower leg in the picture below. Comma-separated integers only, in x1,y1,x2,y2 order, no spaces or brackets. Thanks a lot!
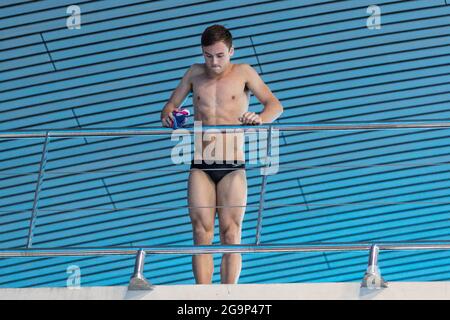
193,254,214,284
220,253,242,284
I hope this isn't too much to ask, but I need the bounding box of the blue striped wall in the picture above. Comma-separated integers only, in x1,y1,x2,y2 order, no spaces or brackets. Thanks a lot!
1,0,450,287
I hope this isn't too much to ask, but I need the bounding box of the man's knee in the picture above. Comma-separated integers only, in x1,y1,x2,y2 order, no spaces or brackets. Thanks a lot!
220,225,242,244
193,225,214,244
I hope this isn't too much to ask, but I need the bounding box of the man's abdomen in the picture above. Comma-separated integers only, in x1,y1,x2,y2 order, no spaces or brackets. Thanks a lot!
194,132,245,163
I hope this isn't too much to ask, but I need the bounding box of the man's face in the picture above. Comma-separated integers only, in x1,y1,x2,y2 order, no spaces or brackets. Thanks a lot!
202,41,234,74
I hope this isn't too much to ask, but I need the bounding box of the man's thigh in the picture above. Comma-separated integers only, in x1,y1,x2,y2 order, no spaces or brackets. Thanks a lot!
188,169,217,229
216,169,247,227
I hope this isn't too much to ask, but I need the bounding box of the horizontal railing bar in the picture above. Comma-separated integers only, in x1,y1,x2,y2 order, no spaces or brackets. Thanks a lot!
2,243,450,257
1,122,450,138
2,161,450,176
2,199,450,214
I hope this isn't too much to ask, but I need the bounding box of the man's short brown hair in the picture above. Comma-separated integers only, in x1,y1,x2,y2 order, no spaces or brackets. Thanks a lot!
201,24,233,49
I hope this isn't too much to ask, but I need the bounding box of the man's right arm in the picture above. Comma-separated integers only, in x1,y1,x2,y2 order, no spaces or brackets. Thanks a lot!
161,65,195,128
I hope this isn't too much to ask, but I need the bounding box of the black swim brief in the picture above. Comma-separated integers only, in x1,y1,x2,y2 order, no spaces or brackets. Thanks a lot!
190,160,246,184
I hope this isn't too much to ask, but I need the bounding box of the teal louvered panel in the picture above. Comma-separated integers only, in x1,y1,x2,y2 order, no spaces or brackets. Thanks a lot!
1,0,450,287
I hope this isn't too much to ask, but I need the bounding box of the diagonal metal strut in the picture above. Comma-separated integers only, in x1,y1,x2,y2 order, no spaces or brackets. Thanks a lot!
26,132,50,248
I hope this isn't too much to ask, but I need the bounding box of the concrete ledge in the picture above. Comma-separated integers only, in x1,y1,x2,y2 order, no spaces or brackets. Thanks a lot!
1,282,450,300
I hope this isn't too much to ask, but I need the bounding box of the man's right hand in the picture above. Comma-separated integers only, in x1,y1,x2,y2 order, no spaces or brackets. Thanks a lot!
161,108,177,128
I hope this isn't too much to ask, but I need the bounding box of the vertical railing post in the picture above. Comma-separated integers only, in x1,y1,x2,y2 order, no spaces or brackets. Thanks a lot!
361,244,388,289
255,125,273,245
128,249,153,290
26,131,50,248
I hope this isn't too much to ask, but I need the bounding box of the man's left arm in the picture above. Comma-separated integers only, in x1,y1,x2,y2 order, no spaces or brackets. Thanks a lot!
240,64,283,124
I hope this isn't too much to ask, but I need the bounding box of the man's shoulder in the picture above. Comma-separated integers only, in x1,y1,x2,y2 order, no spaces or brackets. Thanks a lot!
234,64,257,84
185,64,206,80
190,63,205,74
235,63,253,71
235,64,258,80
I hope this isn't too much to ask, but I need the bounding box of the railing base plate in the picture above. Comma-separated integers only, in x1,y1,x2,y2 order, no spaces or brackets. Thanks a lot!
128,275,154,291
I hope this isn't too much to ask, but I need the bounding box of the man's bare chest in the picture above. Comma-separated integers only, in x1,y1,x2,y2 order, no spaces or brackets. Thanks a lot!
192,75,248,107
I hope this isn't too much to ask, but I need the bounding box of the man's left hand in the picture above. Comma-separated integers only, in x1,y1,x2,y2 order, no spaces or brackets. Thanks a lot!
239,112,262,125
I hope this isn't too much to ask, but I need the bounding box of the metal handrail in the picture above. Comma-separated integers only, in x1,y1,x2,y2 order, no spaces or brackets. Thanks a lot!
2,243,450,257
3,161,450,177
5,242,449,289
1,121,450,138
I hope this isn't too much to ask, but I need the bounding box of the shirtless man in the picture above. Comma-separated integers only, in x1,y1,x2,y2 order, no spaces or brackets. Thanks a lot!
161,25,283,284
